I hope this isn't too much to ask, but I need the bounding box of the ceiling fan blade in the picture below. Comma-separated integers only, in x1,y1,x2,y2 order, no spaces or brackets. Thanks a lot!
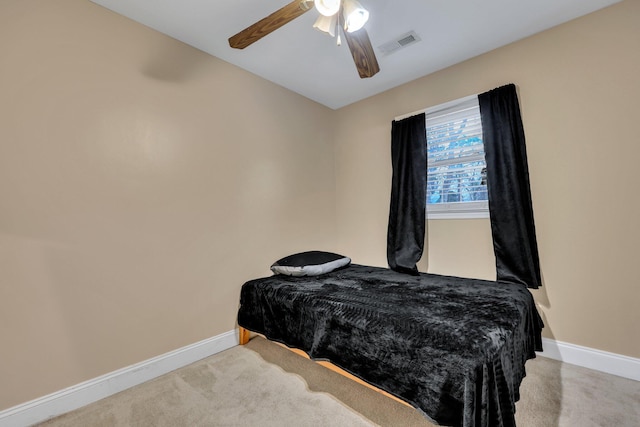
229,0,314,49
342,26,380,78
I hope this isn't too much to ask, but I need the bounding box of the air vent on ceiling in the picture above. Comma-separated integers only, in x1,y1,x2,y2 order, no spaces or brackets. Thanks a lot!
378,31,421,56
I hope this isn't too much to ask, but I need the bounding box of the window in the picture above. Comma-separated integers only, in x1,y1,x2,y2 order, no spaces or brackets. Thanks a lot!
425,96,488,219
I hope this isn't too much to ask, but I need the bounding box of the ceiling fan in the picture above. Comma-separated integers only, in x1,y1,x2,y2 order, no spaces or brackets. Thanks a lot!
228,0,380,78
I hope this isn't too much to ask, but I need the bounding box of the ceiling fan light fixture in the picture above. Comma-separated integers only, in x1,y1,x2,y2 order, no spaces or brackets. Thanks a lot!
314,0,341,17
313,14,338,37
343,0,369,33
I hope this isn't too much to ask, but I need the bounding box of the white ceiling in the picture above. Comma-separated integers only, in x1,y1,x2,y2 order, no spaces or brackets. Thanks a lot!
89,0,620,109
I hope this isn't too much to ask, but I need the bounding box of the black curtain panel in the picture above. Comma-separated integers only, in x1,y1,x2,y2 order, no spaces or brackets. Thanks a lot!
387,113,427,275
478,84,542,289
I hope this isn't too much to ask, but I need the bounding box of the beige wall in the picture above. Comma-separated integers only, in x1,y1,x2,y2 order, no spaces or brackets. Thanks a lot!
0,0,337,410
334,0,640,359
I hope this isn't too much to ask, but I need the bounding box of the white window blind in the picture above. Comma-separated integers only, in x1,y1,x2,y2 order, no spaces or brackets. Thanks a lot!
425,97,488,219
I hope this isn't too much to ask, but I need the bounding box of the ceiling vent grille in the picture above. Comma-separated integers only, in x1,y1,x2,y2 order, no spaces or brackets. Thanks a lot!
378,31,421,56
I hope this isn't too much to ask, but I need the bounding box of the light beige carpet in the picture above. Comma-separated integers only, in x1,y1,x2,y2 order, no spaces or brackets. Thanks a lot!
38,337,640,426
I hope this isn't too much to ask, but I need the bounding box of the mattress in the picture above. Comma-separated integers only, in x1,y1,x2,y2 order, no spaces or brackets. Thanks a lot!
238,264,543,427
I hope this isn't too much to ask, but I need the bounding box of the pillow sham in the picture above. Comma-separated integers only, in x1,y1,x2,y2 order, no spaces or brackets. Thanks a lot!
270,251,351,277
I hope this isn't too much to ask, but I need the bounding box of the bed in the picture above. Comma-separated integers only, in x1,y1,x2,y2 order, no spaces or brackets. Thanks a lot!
238,263,543,427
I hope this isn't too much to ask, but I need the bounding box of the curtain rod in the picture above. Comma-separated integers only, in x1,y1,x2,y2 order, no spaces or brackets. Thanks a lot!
394,93,478,122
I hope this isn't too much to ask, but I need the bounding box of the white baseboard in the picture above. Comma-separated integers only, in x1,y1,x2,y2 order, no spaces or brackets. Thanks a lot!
0,329,239,427
537,337,640,382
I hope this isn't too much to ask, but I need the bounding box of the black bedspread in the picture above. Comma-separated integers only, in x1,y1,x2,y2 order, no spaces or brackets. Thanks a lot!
238,264,543,427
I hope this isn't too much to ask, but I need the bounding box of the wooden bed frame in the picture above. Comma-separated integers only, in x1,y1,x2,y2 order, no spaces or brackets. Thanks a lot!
238,327,410,407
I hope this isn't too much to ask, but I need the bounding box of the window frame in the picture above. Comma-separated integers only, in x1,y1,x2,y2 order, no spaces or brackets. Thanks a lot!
398,94,489,220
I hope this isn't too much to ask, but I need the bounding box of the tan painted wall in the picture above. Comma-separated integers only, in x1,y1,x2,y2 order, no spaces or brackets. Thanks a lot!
334,0,640,359
0,0,337,409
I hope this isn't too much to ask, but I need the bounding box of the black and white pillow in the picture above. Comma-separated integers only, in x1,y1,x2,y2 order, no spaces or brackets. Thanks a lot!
270,251,351,277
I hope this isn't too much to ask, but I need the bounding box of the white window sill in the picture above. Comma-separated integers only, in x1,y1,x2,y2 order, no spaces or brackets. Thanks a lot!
427,210,489,220
427,201,489,220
